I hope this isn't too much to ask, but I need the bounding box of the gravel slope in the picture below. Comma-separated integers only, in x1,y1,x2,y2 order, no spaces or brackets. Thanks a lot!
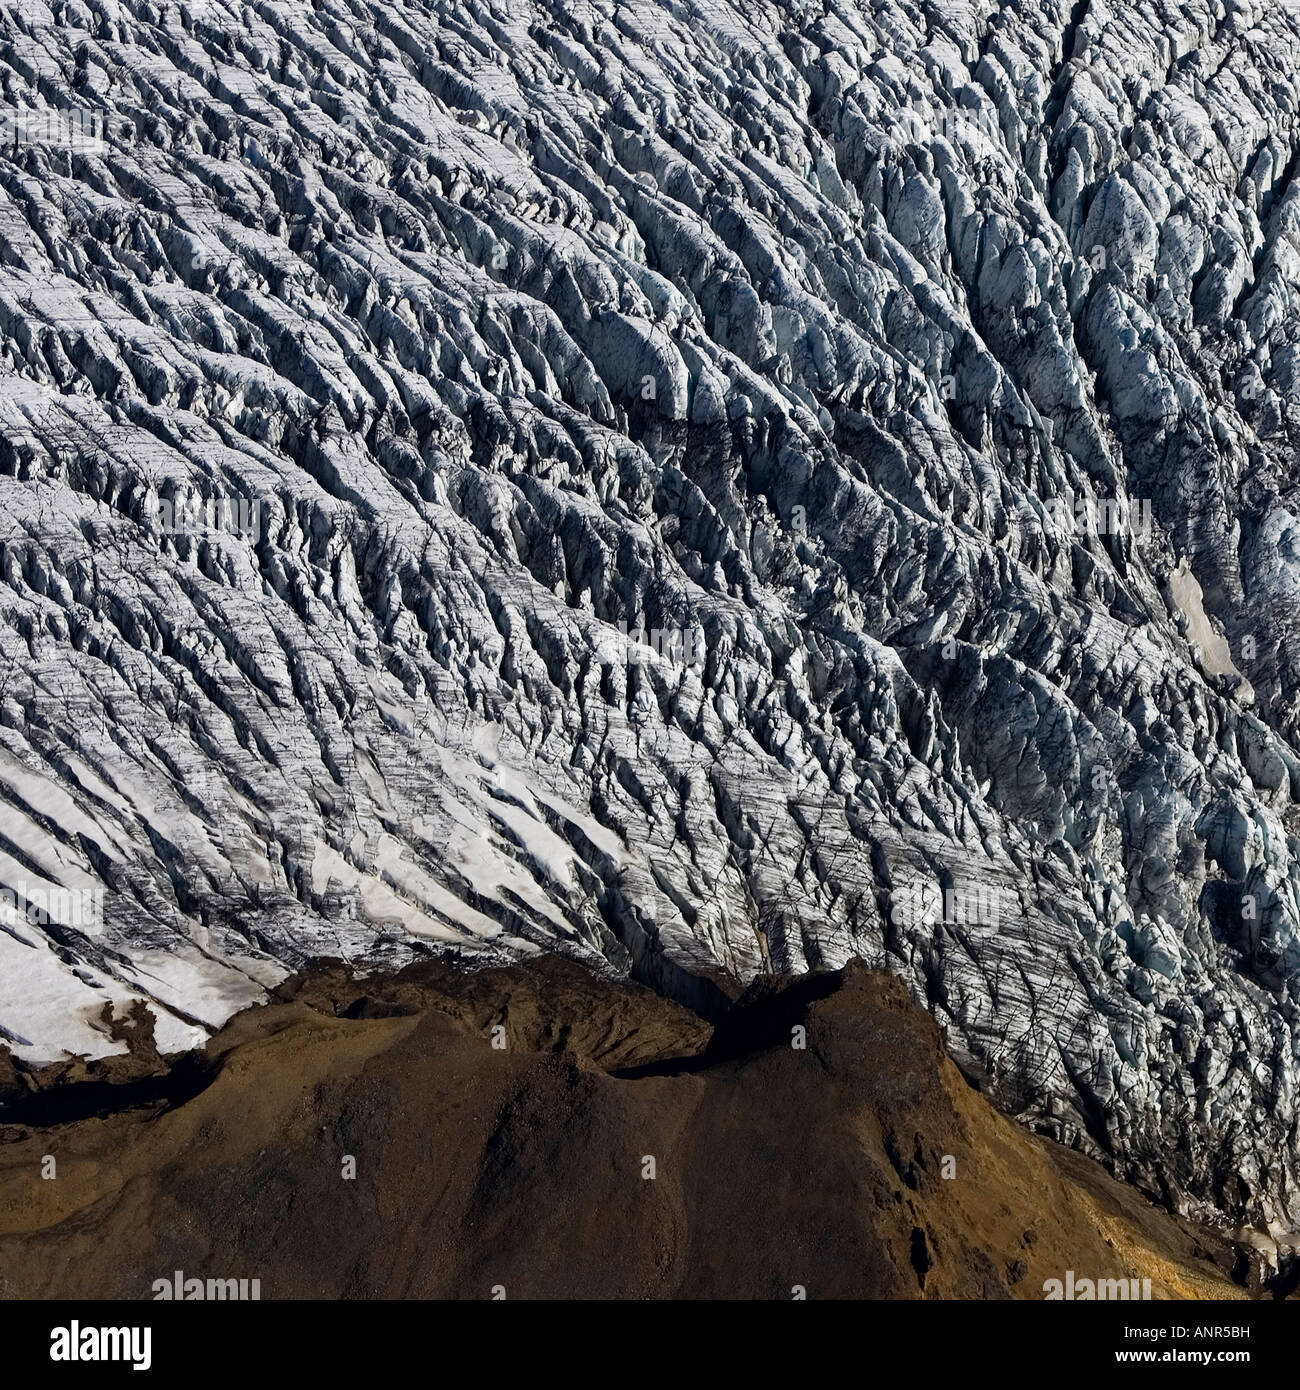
0,957,1246,1300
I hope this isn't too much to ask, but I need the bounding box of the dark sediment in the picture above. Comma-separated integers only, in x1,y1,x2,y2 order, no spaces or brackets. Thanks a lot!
0,957,1245,1300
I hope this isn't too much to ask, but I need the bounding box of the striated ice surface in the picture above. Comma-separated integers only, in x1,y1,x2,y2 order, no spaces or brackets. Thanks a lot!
2,0,1300,1231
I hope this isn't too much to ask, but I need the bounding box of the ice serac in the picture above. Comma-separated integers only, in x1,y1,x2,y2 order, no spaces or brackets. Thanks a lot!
2,0,1300,1237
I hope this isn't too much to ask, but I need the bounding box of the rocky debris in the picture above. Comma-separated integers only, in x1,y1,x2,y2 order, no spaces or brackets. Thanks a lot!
0,0,1299,1235
0,957,1246,1300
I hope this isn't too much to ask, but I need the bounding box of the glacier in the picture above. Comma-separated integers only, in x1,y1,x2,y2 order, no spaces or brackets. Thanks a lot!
0,0,1299,1241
